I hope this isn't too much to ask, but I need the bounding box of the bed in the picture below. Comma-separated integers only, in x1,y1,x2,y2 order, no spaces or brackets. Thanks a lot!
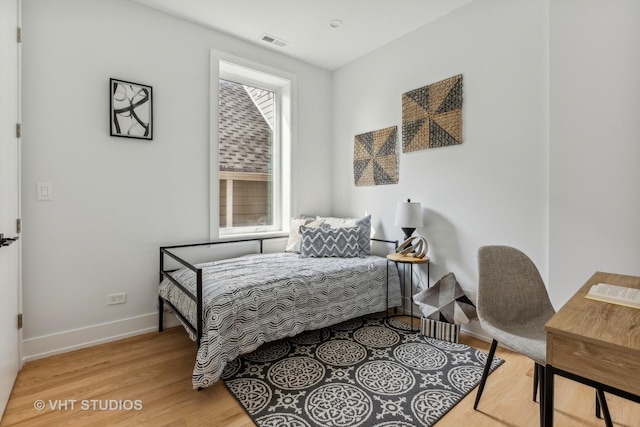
158,220,402,389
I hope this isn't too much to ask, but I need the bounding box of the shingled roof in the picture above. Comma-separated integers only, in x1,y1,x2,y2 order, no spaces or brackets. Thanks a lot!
219,79,272,175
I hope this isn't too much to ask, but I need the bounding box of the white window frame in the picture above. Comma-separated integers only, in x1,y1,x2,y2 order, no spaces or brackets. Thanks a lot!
210,51,295,239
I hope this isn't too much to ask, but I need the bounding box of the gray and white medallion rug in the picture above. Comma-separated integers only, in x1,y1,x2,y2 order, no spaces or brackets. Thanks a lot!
221,313,503,427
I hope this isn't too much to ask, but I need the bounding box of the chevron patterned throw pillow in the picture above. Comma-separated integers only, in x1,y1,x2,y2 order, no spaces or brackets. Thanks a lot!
299,225,360,258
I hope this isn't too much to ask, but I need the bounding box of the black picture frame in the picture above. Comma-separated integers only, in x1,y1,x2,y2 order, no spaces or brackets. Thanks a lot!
110,78,153,140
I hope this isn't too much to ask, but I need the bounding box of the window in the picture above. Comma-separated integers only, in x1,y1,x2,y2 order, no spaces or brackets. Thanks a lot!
219,79,274,228
211,52,294,238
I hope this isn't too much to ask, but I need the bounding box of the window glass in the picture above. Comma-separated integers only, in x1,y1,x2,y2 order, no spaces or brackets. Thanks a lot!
219,79,275,229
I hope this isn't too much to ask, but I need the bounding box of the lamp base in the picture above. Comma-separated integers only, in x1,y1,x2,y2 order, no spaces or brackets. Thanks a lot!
401,227,415,241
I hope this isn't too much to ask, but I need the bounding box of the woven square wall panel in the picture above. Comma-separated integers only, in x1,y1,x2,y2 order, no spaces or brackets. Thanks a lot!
354,125,398,186
402,74,463,152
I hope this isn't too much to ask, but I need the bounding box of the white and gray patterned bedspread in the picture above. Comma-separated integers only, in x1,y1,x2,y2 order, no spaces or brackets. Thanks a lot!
159,252,401,389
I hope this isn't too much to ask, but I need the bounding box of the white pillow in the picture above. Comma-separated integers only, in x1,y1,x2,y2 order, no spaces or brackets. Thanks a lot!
317,216,357,228
285,218,325,253
316,215,375,236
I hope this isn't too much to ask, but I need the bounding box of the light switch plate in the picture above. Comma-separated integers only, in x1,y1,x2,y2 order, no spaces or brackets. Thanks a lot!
37,182,53,201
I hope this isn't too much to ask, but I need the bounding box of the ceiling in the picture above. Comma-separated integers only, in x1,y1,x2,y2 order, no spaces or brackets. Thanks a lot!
131,0,476,70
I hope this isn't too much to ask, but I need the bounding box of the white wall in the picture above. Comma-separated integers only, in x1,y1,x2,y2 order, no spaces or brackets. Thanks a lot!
332,0,640,326
21,0,332,358
21,0,640,357
549,0,640,306
331,0,549,336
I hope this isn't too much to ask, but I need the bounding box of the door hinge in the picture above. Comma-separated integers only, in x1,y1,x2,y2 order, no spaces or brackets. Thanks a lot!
18,314,23,329
16,123,21,138
17,218,22,234
17,27,22,43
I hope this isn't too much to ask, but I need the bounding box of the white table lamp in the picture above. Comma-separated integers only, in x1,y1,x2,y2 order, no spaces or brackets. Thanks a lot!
394,199,424,240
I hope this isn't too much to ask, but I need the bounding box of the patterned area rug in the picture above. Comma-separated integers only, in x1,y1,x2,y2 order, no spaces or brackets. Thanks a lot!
221,313,503,427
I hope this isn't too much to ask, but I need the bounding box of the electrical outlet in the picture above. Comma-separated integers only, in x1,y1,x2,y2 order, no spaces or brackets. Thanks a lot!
107,293,126,305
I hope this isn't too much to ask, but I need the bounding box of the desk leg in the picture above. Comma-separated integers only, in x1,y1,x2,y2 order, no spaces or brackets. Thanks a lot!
596,389,613,427
544,364,554,427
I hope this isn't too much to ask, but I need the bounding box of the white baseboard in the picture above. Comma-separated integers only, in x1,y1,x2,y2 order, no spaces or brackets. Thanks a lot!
21,311,492,364
23,312,181,362
460,326,491,343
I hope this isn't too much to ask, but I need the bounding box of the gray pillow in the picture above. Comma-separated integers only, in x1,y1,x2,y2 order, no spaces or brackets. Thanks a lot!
355,215,371,256
314,214,372,256
299,226,360,258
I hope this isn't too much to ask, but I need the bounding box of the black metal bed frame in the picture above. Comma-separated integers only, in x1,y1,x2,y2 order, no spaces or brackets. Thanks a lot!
159,236,286,347
158,236,398,348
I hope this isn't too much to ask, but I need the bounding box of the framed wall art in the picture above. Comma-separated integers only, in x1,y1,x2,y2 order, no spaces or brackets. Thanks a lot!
110,78,153,140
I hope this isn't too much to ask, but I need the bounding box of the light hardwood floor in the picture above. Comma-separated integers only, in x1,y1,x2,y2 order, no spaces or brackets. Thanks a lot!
2,323,639,426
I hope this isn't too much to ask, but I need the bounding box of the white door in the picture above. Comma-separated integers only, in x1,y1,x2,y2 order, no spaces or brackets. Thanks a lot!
0,0,21,418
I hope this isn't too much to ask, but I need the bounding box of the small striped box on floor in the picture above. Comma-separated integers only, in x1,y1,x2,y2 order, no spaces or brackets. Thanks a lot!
420,317,460,343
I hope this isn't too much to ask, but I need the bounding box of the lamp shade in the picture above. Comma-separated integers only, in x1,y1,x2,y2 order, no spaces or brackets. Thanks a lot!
394,200,424,228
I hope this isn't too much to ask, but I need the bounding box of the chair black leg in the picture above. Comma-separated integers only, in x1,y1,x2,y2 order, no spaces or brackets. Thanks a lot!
596,389,613,427
537,364,545,427
533,362,538,402
474,339,498,410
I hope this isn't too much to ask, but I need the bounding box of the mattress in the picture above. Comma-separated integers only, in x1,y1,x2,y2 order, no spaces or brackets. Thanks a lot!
159,252,402,388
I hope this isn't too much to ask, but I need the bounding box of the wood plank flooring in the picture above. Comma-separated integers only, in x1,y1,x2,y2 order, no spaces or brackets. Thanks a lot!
2,323,639,426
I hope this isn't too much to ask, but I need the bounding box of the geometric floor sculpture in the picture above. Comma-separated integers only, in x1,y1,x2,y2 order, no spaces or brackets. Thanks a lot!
222,312,503,427
414,272,477,325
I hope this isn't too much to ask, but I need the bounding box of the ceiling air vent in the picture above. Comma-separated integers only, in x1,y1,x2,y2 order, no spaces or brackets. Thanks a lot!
260,33,287,48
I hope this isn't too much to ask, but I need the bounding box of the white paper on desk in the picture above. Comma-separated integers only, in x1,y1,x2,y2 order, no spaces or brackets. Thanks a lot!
585,283,640,309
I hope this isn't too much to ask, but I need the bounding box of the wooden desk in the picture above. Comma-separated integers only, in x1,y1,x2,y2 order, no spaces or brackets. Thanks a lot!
544,272,640,426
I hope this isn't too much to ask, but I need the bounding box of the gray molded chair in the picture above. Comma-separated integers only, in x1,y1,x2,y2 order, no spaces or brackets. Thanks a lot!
473,245,612,426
